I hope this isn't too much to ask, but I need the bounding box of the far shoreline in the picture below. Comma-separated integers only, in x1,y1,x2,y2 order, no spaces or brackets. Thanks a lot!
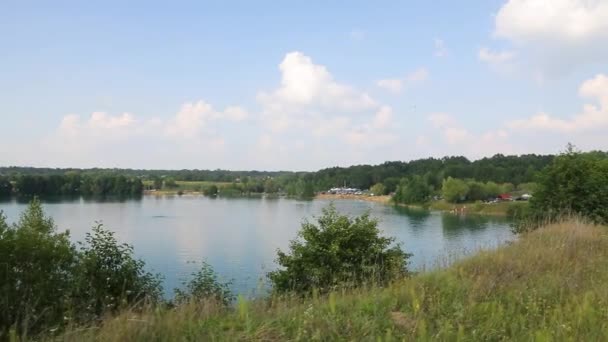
143,191,518,217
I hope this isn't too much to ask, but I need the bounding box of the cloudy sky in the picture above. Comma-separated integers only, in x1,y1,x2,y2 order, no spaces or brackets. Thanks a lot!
1,0,607,170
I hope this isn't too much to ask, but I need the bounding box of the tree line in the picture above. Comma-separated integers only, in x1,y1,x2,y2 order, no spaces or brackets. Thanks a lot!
1,154,559,194
3,152,607,199
0,174,143,198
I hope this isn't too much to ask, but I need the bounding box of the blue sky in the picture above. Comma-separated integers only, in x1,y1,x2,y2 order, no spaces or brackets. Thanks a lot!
1,0,607,170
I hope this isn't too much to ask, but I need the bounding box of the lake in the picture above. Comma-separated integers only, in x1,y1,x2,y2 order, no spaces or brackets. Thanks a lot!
0,195,514,297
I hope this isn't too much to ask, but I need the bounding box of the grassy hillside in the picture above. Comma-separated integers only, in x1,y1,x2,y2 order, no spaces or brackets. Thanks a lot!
56,220,608,341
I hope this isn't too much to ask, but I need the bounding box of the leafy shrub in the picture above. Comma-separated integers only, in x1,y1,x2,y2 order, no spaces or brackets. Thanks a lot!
442,177,469,203
0,199,77,338
0,200,162,338
393,175,432,204
0,177,12,197
72,223,163,321
370,183,386,196
526,145,608,227
174,261,233,306
203,185,219,196
268,205,410,294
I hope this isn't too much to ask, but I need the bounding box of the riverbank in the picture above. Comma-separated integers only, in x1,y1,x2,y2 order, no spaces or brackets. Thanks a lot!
315,193,392,204
58,220,608,340
315,193,525,217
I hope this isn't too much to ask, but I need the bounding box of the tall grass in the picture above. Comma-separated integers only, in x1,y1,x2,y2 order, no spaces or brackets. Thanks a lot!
54,220,608,341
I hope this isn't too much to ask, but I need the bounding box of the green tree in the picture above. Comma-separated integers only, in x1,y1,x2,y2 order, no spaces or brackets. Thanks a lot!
71,223,163,320
483,181,502,198
268,205,410,294
529,146,608,225
370,183,386,196
442,177,469,203
0,199,77,338
466,180,487,201
264,178,279,193
152,177,163,190
0,177,12,197
394,176,432,204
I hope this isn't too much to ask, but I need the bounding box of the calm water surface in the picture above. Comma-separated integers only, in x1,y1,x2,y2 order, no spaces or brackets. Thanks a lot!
0,195,514,297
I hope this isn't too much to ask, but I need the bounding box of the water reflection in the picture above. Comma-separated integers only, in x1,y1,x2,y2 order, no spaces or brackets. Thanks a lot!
0,196,514,297
392,205,431,229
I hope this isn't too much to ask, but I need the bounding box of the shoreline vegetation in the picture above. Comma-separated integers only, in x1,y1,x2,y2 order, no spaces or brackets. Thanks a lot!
142,190,522,217
2,146,608,340
57,220,608,341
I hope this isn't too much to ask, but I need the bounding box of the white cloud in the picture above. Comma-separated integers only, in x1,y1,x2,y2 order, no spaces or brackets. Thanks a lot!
495,0,608,43
254,51,400,161
425,113,514,156
509,74,608,132
434,38,448,57
57,112,140,140
376,67,429,94
422,74,608,158
428,112,455,128
37,51,406,169
489,0,608,76
165,101,249,139
376,79,403,93
372,106,393,129
46,97,249,168
257,51,375,114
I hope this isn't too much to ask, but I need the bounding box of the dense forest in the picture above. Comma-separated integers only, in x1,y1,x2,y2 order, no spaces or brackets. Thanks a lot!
0,174,143,198
2,152,607,198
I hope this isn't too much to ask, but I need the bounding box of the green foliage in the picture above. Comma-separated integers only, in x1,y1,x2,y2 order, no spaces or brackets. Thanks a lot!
0,177,12,197
152,177,163,190
442,177,469,203
0,199,76,338
263,178,279,193
516,182,538,194
529,146,608,225
1,153,561,198
268,205,410,294
393,175,432,204
174,262,233,306
203,184,219,196
163,177,178,189
484,181,502,197
72,224,163,320
12,174,142,197
369,183,386,195
57,221,608,341
466,180,486,201
0,200,162,338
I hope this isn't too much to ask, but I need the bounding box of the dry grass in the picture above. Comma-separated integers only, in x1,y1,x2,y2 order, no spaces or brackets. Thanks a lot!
52,220,608,341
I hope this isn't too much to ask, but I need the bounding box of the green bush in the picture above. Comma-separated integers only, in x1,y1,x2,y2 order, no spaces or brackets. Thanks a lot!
71,223,163,321
0,200,76,338
268,205,410,294
203,184,219,196
393,175,432,204
0,177,12,197
174,262,233,306
528,145,608,226
442,177,469,203
370,183,386,196
0,200,162,338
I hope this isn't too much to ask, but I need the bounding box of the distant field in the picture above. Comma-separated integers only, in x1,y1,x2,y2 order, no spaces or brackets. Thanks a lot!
143,180,232,192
